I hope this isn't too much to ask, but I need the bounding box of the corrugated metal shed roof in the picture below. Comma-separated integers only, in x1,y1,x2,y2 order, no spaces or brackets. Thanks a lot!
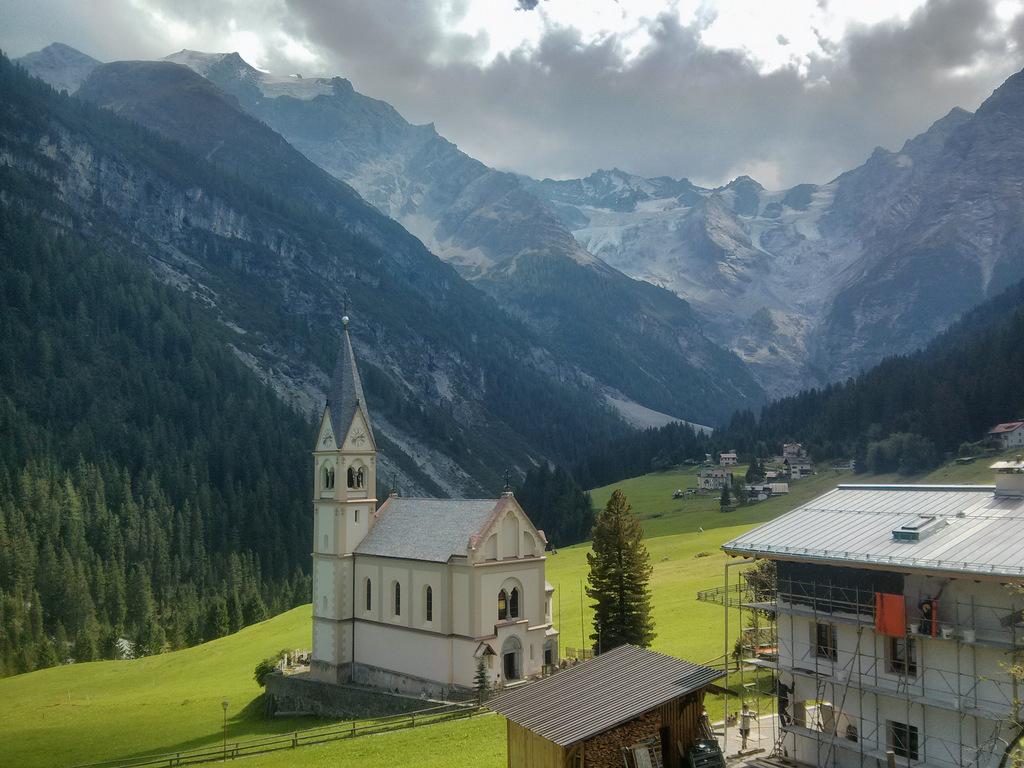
487,644,723,747
723,484,1024,577
355,497,499,562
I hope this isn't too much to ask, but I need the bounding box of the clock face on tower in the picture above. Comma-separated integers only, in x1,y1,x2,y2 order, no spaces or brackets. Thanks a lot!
351,428,367,447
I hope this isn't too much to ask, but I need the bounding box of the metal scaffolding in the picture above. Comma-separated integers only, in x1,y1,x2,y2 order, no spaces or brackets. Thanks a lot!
697,570,1024,768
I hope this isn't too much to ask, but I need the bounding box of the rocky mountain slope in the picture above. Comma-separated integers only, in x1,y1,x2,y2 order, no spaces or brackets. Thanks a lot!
1,54,633,496
526,76,1024,396
14,42,99,93
156,49,764,427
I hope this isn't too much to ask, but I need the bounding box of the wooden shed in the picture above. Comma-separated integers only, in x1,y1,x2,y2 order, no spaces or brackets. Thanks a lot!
488,644,724,768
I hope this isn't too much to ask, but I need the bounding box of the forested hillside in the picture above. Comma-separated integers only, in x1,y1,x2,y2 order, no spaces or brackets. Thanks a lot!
0,210,313,676
575,278,1024,487
1,54,630,502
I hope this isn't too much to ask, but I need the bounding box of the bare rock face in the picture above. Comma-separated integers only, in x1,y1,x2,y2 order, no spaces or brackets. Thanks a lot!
525,80,1024,397
157,50,765,427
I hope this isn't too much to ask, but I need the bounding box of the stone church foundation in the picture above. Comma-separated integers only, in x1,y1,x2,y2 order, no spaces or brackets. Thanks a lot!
265,672,463,719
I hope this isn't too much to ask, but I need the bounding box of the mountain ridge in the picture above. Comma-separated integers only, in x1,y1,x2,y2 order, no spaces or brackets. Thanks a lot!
1,53,637,497
152,47,765,426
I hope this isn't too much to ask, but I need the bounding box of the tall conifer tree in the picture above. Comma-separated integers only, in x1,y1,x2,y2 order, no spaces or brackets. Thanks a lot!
585,490,655,652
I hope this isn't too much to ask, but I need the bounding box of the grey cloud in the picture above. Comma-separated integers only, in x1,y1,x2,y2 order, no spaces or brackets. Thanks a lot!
2,0,1022,187
515,0,541,10
289,0,1024,186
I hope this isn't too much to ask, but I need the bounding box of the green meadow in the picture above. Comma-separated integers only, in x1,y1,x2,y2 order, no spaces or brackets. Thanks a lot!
0,452,1014,768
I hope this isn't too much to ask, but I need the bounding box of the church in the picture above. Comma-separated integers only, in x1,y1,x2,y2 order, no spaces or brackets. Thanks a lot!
309,317,559,696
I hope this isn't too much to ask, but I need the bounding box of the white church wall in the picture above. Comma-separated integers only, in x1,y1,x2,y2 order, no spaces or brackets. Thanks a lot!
340,501,371,556
500,511,520,558
475,559,546,635
353,622,456,685
314,505,335,556
452,569,470,636
313,558,339,620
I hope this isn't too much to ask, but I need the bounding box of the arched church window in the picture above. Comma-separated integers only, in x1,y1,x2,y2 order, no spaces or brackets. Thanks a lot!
510,588,520,619
498,589,508,621
394,582,401,616
425,585,433,622
347,466,356,488
356,467,365,488
327,467,335,489
365,578,372,612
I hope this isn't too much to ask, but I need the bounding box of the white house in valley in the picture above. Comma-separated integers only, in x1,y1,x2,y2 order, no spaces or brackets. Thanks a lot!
309,317,558,696
988,420,1024,449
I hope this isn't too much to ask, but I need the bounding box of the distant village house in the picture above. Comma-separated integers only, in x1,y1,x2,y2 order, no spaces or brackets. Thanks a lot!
698,467,733,491
743,482,789,501
785,457,813,480
719,451,738,467
782,442,806,461
988,420,1024,449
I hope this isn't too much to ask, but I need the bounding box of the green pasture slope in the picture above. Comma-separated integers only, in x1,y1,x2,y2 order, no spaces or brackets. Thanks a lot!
1,453,1015,768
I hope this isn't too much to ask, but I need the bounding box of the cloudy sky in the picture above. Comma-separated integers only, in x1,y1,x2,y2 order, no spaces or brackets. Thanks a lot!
4,0,1024,187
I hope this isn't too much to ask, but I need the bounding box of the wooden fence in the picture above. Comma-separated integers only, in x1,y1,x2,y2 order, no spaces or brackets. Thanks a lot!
69,702,483,768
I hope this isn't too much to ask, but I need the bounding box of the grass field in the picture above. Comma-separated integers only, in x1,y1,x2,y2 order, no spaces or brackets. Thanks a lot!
1,451,1015,767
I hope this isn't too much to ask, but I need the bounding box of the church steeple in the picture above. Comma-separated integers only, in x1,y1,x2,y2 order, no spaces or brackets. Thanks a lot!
310,313,378,685
326,315,374,449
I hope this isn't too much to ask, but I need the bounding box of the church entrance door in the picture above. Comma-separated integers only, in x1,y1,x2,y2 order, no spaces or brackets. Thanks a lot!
503,651,518,680
501,636,522,680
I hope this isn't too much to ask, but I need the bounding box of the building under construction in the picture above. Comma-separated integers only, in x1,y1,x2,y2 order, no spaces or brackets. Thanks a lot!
699,461,1024,767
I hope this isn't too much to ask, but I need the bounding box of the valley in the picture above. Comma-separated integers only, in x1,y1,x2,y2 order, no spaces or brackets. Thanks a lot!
2,455,1012,768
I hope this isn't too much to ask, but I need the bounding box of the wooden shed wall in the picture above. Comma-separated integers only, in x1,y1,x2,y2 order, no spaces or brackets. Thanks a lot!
657,691,704,767
507,719,566,768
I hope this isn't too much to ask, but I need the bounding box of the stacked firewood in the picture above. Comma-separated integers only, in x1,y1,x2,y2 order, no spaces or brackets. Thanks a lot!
582,711,662,767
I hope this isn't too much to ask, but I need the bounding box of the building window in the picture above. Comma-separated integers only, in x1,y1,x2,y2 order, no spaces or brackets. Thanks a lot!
348,465,365,489
322,465,334,490
323,534,328,551
354,509,360,523
394,582,401,616
425,586,433,622
498,589,508,621
510,588,520,619
365,579,372,612
886,637,917,677
887,721,919,761
814,622,837,661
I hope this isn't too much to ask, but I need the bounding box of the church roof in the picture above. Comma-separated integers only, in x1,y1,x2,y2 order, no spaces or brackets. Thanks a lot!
355,497,504,562
327,321,373,447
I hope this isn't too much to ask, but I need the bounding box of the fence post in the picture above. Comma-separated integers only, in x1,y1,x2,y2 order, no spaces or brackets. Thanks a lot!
292,732,297,748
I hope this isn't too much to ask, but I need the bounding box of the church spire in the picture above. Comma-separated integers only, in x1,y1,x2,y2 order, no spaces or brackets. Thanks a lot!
326,313,373,448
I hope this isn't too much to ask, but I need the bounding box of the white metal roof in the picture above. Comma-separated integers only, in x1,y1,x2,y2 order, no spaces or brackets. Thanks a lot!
723,484,1024,578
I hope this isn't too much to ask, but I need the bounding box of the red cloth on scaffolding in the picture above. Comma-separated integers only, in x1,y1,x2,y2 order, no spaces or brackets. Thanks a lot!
875,592,906,636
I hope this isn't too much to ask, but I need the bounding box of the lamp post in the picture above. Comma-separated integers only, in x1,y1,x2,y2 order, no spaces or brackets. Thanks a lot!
221,700,229,761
